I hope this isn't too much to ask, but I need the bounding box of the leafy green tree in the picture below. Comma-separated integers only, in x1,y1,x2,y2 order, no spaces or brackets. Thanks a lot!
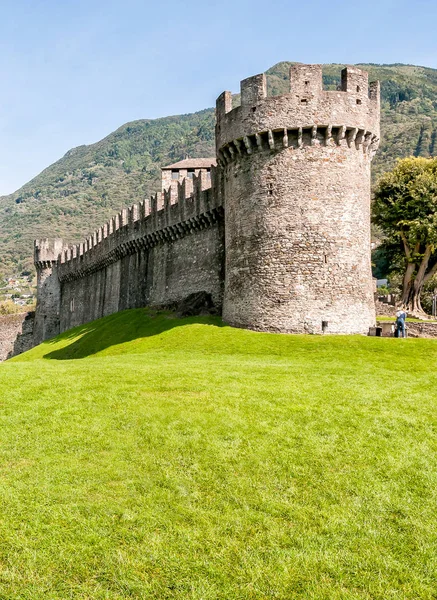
373,157,437,314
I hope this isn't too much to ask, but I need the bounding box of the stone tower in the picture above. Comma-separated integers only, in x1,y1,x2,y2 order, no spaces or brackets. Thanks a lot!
33,238,64,344
216,64,380,334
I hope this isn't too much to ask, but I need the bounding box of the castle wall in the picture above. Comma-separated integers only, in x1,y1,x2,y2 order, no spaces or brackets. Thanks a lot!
34,170,224,340
0,312,35,361
59,223,224,331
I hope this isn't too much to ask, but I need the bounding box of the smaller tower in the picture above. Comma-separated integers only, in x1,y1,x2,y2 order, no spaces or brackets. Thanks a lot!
33,238,64,344
161,158,216,194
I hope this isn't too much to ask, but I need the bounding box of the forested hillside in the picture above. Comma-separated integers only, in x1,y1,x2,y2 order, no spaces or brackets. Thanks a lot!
0,62,436,277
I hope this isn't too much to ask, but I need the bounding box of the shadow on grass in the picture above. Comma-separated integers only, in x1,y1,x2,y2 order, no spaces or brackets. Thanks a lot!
41,309,225,360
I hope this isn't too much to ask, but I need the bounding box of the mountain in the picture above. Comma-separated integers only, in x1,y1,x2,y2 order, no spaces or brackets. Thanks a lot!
1,62,436,277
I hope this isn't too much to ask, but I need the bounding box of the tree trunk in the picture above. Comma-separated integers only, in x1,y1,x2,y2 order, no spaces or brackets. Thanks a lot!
400,234,418,310
401,262,415,307
403,245,433,316
402,283,425,315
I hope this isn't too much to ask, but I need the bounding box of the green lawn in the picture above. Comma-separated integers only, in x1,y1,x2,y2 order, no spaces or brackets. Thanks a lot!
1,309,436,599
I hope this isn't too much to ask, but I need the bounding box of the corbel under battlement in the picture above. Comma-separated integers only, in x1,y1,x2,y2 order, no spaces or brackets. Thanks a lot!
217,124,380,168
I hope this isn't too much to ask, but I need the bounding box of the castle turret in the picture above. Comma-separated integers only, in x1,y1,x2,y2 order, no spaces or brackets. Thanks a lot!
216,64,380,334
33,238,64,344
161,158,216,194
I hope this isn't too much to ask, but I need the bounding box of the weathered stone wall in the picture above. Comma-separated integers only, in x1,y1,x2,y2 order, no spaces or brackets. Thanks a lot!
216,65,379,334
0,312,35,361
376,320,437,338
59,223,224,331
34,171,224,341
407,322,437,338
375,299,398,317
33,238,64,344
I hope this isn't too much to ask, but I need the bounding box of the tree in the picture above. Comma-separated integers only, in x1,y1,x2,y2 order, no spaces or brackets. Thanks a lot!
372,157,437,315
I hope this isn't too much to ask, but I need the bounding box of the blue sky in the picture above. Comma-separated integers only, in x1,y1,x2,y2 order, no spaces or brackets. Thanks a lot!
0,0,435,195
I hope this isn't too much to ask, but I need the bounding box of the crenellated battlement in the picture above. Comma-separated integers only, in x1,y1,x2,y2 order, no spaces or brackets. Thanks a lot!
34,238,66,270
216,64,380,156
37,167,222,283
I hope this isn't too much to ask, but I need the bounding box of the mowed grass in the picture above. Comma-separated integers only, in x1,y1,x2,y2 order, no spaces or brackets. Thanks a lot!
0,309,437,599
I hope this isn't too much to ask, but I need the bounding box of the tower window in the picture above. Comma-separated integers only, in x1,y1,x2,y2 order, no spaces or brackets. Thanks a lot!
187,169,195,179
301,98,308,104
356,99,362,105
356,85,360,92
171,170,179,180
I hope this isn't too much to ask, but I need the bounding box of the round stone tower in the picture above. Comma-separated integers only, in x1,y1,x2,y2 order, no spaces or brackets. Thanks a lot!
216,64,380,334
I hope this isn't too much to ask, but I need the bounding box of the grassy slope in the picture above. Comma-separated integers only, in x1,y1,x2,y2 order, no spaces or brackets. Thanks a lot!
1,309,436,598
1,62,437,276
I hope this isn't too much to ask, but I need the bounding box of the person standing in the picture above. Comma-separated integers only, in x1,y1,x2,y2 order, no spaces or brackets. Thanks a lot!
395,309,407,338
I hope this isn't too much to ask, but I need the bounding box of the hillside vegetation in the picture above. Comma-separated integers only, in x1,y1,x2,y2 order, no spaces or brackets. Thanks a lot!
1,62,437,276
1,309,436,598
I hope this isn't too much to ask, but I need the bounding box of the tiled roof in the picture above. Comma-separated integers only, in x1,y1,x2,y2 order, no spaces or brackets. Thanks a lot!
161,157,217,170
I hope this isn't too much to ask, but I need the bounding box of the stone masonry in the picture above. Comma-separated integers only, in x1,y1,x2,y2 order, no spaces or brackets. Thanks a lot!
31,63,380,347
0,312,35,361
34,172,224,338
216,64,379,334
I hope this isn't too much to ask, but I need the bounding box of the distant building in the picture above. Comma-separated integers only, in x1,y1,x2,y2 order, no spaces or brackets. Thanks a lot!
161,158,216,193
